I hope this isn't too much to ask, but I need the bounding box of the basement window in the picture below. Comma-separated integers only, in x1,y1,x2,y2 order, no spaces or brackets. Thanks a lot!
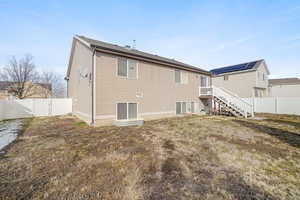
176,102,188,114
191,102,195,113
117,103,138,120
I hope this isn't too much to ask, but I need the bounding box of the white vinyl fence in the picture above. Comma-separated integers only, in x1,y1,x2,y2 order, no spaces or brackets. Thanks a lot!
243,97,300,115
0,98,72,120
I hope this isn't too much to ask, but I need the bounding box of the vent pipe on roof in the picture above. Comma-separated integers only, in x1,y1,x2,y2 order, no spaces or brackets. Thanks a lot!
132,40,136,49
124,45,131,49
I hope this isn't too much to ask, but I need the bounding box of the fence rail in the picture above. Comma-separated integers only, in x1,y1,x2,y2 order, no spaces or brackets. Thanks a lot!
0,98,72,120
243,97,300,115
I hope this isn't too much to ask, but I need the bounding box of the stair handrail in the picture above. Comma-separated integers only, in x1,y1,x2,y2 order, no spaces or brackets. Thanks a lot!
212,86,253,117
218,87,253,107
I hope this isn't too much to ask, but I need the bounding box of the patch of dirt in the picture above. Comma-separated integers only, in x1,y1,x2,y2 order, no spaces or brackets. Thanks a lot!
0,114,299,199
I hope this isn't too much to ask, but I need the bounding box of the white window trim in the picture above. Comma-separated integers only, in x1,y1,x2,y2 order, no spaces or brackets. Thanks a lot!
191,101,195,113
116,102,139,121
200,75,210,87
116,57,138,80
175,100,198,115
175,69,181,84
175,70,189,85
175,101,182,115
181,71,188,84
176,101,193,115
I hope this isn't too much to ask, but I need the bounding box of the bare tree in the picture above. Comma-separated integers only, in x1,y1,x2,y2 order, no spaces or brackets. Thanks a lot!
0,55,39,99
39,71,66,98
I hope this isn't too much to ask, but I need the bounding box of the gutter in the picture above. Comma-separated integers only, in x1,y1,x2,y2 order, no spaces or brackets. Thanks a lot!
91,44,211,76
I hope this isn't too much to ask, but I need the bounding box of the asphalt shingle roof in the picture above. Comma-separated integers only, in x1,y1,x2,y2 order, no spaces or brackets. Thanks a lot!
269,78,300,85
77,35,209,74
0,81,13,90
0,81,51,91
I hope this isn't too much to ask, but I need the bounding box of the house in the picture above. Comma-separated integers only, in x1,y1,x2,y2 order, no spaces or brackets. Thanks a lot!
65,35,212,126
210,59,270,98
0,81,52,99
269,78,300,97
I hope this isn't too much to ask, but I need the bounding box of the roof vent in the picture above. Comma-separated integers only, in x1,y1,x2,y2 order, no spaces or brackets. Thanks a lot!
124,45,131,49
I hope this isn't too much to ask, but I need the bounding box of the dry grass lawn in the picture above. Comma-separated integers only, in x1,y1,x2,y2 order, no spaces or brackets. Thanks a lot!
0,114,300,200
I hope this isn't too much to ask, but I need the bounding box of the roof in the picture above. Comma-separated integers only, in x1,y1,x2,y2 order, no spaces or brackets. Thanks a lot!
269,78,300,85
0,81,51,91
210,60,265,75
0,81,12,90
66,35,210,78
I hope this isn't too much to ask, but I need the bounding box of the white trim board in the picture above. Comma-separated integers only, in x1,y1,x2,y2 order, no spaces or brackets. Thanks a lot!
96,111,176,120
96,115,115,119
140,111,175,116
74,35,91,49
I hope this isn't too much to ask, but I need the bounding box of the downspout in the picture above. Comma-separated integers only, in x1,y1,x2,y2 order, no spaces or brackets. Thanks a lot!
64,77,69,98
91,49,96,125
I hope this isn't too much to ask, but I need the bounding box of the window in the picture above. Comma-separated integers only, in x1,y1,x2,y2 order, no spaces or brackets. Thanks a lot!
128,60,138,79
176,102,181,114
200,76,209,87
128,103,137,119
117,103,138,120
176,102,190,114
175,70,181,83
224,75,229,81
181,71,188,84
117,57,138,79
262,73,265,81
191,102,195,113
182,102,187,113
117,103,127,120
117,57,127,77
175,69,188,84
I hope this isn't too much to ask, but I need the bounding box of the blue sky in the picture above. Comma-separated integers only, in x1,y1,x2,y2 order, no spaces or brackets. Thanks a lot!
0,0,299,78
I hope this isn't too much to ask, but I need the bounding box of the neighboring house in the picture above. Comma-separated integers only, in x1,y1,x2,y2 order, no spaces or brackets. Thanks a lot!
210,59,270,98
0,81,52,99
65,35,212,126
269,78,300,97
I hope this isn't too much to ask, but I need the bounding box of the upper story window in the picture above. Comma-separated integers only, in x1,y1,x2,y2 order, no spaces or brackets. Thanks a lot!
200,75,210,87
175,69,188,84
117,57,138,79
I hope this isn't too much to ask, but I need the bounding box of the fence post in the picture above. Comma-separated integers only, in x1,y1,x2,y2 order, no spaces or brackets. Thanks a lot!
252,97,255,116
49,98,53,116
275,97,278,114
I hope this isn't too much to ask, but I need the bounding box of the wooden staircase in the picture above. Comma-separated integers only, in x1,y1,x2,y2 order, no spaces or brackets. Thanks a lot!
200,86,254,118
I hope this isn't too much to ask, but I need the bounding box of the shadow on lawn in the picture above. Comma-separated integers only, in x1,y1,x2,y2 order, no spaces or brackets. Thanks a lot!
265,119,300,129
146,140,279,200
234,120,300,149
147,159,279,200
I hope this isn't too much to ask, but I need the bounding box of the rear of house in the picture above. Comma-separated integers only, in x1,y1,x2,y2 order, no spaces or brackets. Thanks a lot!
66,35,212,125
269,78,300,97
210,60,270,98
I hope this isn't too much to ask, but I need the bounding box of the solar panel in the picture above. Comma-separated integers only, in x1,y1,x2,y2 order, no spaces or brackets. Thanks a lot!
210,61,258,75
